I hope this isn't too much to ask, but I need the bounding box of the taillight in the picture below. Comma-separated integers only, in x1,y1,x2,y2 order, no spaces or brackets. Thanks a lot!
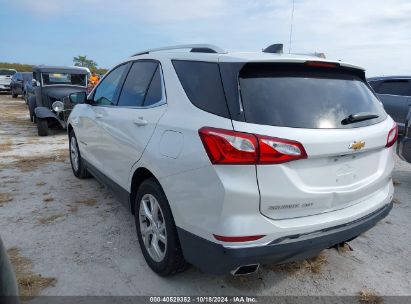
257,135,307,164
386,124,398,148
198,127,307,165
198,127,258,164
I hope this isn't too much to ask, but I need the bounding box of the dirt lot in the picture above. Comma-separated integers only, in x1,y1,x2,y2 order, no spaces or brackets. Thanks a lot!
1,94,410,298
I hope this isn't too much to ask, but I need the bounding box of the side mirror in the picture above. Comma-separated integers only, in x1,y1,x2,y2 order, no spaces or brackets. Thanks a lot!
69,91,87,104
31,79,37,87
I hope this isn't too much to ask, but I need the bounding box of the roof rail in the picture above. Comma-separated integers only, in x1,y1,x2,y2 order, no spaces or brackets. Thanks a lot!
131,44,226,57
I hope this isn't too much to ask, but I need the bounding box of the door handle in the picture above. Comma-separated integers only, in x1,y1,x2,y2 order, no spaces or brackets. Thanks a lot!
95,114,103,119
133,117,148,126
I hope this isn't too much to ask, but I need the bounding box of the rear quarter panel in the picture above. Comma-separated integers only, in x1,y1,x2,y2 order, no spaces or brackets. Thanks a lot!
129,58,261,240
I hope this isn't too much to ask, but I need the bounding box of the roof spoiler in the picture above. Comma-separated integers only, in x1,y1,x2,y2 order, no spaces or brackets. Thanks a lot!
295,52,326,59
262,43,327,58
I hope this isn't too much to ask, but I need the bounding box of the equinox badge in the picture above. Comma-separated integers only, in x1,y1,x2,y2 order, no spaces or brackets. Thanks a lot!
349,140,365,150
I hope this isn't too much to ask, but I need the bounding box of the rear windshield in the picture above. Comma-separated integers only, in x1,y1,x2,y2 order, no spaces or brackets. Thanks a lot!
42,73,87,86
0,70,16,76
239,64,386,129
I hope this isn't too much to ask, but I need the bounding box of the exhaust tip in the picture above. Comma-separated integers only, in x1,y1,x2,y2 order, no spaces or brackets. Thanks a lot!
231,264,259,276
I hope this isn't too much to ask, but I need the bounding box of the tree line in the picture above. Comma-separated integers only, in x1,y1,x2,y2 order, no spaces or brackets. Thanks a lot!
0,55,108,75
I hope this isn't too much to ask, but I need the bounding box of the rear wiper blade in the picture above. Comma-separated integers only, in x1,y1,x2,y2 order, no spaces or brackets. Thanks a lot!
341,112,379,125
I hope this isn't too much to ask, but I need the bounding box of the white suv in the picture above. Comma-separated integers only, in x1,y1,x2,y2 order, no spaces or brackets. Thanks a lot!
0,69,17,92
67,44,396,276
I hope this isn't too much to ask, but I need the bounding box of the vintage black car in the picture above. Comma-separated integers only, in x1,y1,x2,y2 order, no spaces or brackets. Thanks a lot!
27,65,88,136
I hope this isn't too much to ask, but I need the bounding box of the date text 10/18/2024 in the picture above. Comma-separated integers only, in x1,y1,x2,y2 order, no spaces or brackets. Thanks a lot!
150,297,258,303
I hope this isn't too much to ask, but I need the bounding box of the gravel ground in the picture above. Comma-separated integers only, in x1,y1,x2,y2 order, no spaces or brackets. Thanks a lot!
0,94,410,297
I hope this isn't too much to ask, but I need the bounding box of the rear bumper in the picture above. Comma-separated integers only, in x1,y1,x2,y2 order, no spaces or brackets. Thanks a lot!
177,202,392,274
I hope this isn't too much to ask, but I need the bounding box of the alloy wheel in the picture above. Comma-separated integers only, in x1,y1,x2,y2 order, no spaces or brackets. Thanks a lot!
139,194,167,262
70,136,79,172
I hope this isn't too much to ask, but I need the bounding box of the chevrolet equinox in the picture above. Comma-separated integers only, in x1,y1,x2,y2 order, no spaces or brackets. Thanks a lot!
67,44,396,276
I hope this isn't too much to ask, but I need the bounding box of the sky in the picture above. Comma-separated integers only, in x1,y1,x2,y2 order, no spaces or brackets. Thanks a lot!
0,0,410,76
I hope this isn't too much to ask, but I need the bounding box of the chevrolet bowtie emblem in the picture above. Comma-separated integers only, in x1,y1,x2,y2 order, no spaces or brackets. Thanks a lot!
349,141,365,150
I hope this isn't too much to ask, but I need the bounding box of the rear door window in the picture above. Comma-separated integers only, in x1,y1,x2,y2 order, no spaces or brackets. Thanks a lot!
172,60,229,117
239,64,387,129
117,61,160,107
143,66,163,107
374,79,411,96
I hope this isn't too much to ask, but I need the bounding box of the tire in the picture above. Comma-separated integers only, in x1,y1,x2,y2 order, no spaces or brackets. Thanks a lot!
28,97,37,122
11,89,17,98
36,118,48,136
135,178,188,276
69,130,90,178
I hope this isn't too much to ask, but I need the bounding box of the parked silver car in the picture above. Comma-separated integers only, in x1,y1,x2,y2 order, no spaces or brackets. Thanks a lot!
0,69,17,92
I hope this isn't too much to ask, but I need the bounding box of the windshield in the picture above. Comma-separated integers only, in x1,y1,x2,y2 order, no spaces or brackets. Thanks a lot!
239,64,387,129
22,73,33,81
42,72,87,86
0,70,16,76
